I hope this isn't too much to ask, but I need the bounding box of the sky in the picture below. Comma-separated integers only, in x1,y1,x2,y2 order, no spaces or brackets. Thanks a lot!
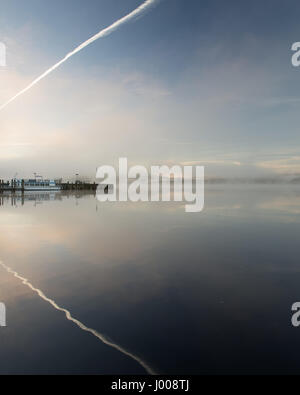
1,0,300,180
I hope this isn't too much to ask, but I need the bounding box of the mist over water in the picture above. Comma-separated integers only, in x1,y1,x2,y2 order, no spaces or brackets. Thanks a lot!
1,185,300,374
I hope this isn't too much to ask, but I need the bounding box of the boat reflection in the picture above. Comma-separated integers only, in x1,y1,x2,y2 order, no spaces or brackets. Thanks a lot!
0,191,97,207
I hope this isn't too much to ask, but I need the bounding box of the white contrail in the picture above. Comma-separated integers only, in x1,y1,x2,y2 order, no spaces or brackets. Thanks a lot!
0,260,157,375
0,0,160,112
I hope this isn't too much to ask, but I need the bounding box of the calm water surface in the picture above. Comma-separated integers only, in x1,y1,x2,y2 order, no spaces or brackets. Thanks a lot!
1,185,300,374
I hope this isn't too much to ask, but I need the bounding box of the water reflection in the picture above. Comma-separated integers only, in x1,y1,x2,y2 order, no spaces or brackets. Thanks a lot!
0,186,300,374
0,260,156,375
0,191,96,206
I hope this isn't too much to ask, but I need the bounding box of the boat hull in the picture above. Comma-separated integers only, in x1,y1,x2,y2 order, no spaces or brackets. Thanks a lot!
23,186,61,191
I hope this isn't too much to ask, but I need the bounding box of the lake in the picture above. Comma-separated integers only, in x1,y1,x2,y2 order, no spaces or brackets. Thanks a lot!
0,185,300,374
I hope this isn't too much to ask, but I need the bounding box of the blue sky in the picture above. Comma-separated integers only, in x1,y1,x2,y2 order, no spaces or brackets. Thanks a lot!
0,0,300,179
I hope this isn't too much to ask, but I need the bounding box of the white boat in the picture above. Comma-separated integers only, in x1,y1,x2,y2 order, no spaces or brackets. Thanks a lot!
13,179,62,191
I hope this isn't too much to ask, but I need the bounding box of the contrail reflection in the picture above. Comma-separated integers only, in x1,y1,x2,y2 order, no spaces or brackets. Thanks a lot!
0,261,156,375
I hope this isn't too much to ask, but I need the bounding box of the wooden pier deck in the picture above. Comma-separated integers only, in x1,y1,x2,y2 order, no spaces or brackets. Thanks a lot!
60,182,98,191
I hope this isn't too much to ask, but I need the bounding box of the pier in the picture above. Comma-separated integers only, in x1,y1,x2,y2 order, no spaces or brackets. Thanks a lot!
60,182,98,191
0,179,23,192
0,179,98,193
